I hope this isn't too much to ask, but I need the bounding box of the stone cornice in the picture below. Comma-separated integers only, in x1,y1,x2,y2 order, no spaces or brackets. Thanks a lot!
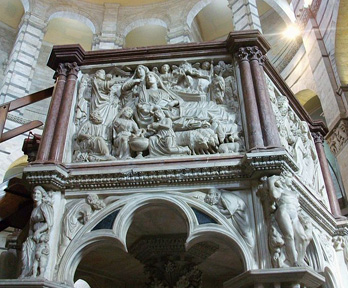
47,42,228,71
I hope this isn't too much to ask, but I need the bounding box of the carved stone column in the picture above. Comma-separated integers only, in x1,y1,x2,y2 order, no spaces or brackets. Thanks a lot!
236,47,264,150
312,132,342,216
249,47,281,147
49,63,80,163
36,64,68,163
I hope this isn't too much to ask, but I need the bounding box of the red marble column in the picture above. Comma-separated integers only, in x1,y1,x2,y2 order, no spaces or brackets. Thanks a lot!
48,62,80,163
35,63,67,162
236,47,264,150
249,47,281,148
312,132,342,216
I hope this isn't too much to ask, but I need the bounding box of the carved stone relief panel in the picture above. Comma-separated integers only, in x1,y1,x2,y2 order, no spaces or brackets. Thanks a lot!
267,78,326,198
326,119,348,156
71,60,244,162
58,194,105,261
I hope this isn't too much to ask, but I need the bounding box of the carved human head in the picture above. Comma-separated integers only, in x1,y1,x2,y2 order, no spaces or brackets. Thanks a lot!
152,105,165,120
120,107,134,119
95,69,106,80
201,61,211,70
204,188,221,205
32,186,46,203
89,111,103,124
160,64,170,74
146,72,159,87
135,65,149,78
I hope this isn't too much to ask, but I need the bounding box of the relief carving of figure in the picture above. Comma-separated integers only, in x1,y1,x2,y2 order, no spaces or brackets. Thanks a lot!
211,75,225,104
293,121,324,194
113,107,146,159
121,65,149,108
259,173,313,267
58,194,105,260
159,64,173,88
75,74,90,126
91,69,119,126
75,111,115,162
20,186,53,278
137,71,232,133
147,106,191,157
204,188,254,249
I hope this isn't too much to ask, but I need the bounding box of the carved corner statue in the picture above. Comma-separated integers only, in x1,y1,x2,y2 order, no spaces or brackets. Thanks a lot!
204,188,254,249
258,173,313,268
20,186,54,278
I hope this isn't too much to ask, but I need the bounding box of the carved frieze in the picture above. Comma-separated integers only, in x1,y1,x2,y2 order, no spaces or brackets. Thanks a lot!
326,119,348,155
267,79,326,197
72,61,244,162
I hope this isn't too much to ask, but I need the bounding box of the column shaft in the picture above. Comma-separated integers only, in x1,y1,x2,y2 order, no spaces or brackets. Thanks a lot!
313,132,342,216
237,48,264,149
36,64,67,162
249,48,281,147
48,63,79,163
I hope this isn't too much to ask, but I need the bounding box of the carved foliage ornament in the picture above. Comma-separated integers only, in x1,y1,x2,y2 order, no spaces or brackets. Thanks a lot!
72,61,244,162
235,46,264,63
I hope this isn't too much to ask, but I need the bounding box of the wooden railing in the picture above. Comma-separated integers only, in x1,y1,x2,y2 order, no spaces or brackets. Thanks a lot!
0,87,54,143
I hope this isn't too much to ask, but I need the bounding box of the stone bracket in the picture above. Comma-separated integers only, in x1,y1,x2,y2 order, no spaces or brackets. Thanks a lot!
224,267,325,288
241,149,298,178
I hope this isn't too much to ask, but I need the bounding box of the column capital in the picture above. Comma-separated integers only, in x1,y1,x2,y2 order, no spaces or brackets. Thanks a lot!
248,46,264,62
311,131,324,145
66,62,80,77
235,46,264,63
55,63,68,78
